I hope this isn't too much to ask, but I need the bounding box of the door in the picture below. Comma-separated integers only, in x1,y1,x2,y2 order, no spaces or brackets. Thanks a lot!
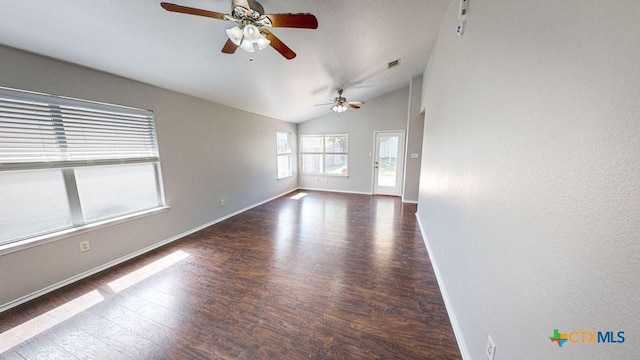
373,131,405,196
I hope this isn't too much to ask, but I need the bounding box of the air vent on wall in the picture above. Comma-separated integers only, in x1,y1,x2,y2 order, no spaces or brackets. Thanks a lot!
388,59,400,69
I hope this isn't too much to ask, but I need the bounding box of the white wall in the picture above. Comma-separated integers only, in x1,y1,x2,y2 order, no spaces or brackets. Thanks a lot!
0,45,297,309
298,87,409,194
418,1,640,359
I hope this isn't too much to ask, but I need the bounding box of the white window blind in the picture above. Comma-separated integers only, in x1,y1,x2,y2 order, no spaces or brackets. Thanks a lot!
0,86,166,248
0,87,158,171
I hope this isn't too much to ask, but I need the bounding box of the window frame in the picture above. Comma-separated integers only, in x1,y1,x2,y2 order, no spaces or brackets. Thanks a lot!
0,86,167,253
276,131,293,179
300,134,349,176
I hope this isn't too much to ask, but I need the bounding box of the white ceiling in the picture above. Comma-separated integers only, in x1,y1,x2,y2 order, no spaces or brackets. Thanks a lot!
0,0,451,123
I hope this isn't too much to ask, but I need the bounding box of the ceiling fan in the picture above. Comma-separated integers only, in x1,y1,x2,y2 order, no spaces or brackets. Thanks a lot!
317,89,365,113
160,0,318,60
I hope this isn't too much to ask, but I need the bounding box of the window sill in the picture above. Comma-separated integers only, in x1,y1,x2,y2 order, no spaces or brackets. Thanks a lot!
0,206,170,257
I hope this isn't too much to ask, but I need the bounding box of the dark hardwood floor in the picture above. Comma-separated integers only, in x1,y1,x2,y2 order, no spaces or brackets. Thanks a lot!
0,191,461,359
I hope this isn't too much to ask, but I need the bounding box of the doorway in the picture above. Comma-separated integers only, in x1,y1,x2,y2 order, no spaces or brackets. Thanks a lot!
373,131,405,196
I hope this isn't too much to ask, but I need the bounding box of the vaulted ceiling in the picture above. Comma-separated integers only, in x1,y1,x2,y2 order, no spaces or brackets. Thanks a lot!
0,0,451,123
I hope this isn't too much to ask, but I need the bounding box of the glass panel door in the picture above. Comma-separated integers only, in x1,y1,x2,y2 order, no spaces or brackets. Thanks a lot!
373,131,405,196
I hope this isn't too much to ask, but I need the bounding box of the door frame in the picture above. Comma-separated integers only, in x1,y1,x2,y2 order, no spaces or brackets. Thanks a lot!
371,130,405,196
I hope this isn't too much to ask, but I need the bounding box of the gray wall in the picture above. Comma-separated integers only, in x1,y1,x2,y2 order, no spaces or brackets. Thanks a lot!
298,87,410,195
418,1,639,359
402,75,424,203
0,45,298,309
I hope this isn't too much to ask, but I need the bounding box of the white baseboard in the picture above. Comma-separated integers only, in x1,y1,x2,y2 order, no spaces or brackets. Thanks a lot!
298,187,372,196
415,214,470,360
0,188,299,314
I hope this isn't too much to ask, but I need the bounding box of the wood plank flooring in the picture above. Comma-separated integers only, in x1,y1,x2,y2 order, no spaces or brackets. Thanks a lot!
0,191,461,359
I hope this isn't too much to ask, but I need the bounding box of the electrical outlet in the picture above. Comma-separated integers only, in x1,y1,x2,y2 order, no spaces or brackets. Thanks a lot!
220,199,226,207
79,241,91,253
459,0,468,18
486,335,496,360
457,20,466,36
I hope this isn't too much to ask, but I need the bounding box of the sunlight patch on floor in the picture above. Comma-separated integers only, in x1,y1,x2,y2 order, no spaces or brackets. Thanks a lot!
289,192,308,200
0,250,191,355
0,290,104,354
108,250,191,293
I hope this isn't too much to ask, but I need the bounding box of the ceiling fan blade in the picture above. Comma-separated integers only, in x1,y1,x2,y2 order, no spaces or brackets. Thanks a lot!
348,100,365,105
221,38,238,54
348,103,361,109
160,2,227,20
314,103,334,106
265,13,318,29
262,29,296,59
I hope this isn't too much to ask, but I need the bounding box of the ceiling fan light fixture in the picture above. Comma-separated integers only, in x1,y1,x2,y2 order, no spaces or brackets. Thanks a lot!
227,24,270,53
332,104,348,113
243,24,261,42
238,35,270,53
254,33,270,49
226,26,244,45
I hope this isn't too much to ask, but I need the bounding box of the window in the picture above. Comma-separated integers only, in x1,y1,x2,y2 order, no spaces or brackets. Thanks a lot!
0,86,166,247
276,132,292,179
300,134,348,175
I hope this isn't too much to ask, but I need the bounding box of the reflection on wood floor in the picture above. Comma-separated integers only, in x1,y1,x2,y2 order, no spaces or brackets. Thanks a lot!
0,191,461,359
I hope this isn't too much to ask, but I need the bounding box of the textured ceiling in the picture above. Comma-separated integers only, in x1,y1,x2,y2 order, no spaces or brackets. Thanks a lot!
0,0,451,123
